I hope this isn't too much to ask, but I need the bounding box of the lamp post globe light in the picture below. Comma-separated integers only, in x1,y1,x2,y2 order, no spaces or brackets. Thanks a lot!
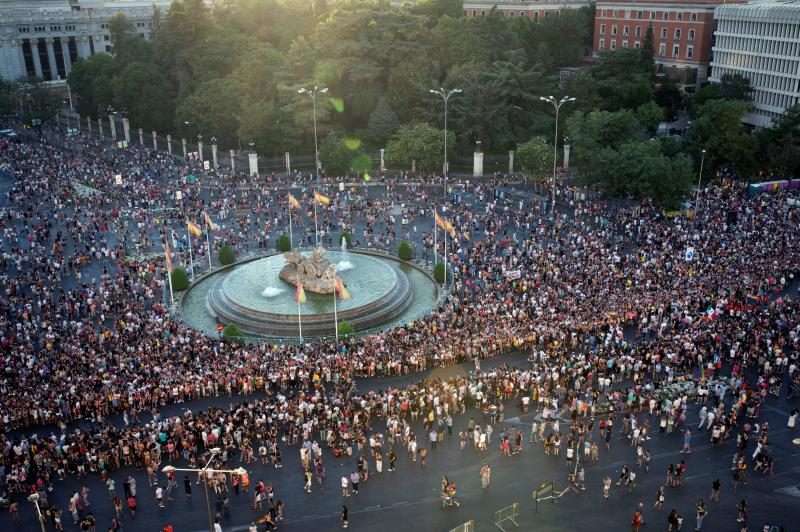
539,95,576,216
27,492,46,532
429,87,461,201
298,86,328,182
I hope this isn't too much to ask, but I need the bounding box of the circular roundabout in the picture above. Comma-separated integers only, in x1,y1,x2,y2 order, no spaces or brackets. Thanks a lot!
179,248,440,340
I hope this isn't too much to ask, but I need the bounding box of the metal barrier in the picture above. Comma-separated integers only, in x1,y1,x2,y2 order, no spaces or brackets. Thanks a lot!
494,502,519,531
448,520,474,532
533,481,565,512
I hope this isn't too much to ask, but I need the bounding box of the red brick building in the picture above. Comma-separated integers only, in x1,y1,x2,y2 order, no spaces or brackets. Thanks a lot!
463,0,592,21
592,0,744,89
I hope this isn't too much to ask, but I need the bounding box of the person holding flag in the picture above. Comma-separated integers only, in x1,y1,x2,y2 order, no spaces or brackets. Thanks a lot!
186,220,202,281
203,212,218,269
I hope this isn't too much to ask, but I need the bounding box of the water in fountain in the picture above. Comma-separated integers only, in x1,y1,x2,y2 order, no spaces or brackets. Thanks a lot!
261,286,283,297
337,236,354,271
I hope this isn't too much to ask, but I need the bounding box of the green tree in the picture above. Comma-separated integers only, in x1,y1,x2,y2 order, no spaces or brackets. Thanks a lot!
685,99,756,178
718,73,753,102
67,54,118,118
516,136,551,184
171,267,189,291
635,101,664,135
175,78,242,147
640,23,655,70
413,0,463,22
319,131,368,176
365,97,400,146
108,14,152,68
433,261,445,283
398,241,413,260
386,123,455,172
566,108,640,174
277,234,291,252
18,78,63,124
758,105,800,178
337,321,355,337
386,57,438,124
113,62,174,132
218,244,235,265
0,79,15,114
591,49,654,111
222,323,244,343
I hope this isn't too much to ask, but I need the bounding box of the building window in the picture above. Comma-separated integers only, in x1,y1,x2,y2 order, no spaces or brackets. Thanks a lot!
635,41,641,49
675,29,681,40
104,34,110,41
663,12,669,20
622,40,629,48
691,13,697,22
650,11,656,19
661,28,667,39
599,38,605,50
635,26,641,37
611,25,617,36
601,9,606,17
600,24,606,35
50,25,61,31
688,29,695,41
677,13,683,21
672,45,680,58
34,26,45,32
637,10,643,19
18,27,30,33
659,43,666,57
623,26,629,36
611,40,617,50
687,45,693,59
65,25,75,31
624,10,630,19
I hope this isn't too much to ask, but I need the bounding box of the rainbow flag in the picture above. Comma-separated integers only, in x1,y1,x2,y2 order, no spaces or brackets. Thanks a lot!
335,276,351,300
314,192,331,206
203,212,218,231
164,240,174,272
295,282,307,304
187,220,202,237
288,194,301,210
435,212,446,230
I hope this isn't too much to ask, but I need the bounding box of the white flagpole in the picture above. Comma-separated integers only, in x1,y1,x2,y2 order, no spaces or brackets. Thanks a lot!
289,206,293,249
187,224,195,281
444,221,448,285
314,201,319,247
166,245,175,311
297,292,303,340
433,212,438,266
333,281,338,346
205,222,212,269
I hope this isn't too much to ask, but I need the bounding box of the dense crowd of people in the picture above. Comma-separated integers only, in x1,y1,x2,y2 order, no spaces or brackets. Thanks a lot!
0,124,798,532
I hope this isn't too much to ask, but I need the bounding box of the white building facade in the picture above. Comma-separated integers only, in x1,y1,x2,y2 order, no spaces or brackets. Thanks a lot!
710,1,800,128
0,0,172,81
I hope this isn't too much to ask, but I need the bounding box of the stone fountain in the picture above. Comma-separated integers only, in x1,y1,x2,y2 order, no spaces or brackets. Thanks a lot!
279,246,339,294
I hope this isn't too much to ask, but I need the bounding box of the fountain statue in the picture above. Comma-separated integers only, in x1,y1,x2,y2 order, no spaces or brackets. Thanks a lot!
279,246,341,294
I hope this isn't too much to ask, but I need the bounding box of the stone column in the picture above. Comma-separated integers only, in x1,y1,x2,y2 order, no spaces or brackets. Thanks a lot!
167,134,172,155
75,114,80,131
380,148,385,172
109,115,117,141
31,40,43,79
97,117,103,137
211,142,218,168
45,39,58,80
60,38,72,74
122,117,130,143
152,131,157,150
473,151,484,177
197,139,204,162
248,152,259,177
563,144,571,170
87,116,92,134
230,149,236,171
181,138,187,159
411,159,415,174
508,150,514,173
285,152,291,174
138,128,144,145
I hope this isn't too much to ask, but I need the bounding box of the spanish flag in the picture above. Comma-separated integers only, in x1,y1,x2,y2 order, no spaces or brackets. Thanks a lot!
335,276,351,300
314,192,331,206
203,212,218,231
187,220,202,237
463,231,470,241
435,212,446,230
295,282,307,304
288,194,301,210
164,240,174,272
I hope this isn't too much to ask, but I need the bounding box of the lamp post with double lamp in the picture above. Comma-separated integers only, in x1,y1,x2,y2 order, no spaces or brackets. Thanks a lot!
297,86,328,182
695,148,706,223
162,449,247,532
27,493,46,532
429,87,461,201
539,95,576,216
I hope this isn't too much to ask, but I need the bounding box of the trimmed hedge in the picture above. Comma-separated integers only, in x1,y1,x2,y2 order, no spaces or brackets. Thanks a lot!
277,234,291,252
171,267,189,291
223,324,244,344
433,261,445,283
338,321,355,337
218,244,235,265
398,241,413,261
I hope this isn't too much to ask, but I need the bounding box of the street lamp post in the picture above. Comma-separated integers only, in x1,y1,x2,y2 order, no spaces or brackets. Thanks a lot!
27,493,46,532
161,449,247,532
695,148,706,222
539,95,576,216
297,86,328,182
429,88,462,200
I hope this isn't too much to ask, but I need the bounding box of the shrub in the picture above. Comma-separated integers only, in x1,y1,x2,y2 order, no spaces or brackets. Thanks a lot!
222,324,244,344
433,261,445,283
171,267,189,291
339,231,352,249
398,241,413,261
337,321,355,337
277,234,291,252
218,244,235,265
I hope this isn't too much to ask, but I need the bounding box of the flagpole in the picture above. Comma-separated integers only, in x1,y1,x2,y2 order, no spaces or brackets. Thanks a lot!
444,221,448,285
433,212,438,267
205,221,212,269
333,278,338,348
165,242,175,311
187,223,195,282
289,206,293,249
297,291,303,340
314,201,319,247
